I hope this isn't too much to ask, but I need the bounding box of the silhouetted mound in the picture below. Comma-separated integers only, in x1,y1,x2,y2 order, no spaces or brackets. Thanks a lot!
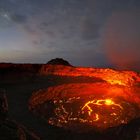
0,91,40,140
47,58,72,66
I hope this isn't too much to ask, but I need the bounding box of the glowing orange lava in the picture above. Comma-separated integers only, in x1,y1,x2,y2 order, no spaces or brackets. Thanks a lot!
81,99,123,118
40,65,140,86
29,66,140,132
44,95,139,132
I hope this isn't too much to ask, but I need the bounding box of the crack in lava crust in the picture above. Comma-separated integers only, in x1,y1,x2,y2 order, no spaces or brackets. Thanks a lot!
48,97,139,132
29,82,140,132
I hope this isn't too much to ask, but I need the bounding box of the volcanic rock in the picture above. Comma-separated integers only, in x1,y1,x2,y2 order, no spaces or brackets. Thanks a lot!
0,120,40,140
0,90,8,122
0,91,40,140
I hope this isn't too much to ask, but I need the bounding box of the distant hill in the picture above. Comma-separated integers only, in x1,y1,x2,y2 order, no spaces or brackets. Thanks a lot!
47,58,72,66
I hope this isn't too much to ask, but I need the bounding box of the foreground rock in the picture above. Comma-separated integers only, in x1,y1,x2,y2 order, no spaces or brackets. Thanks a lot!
0,91,40,140
0,120,40,140
0,91,8,122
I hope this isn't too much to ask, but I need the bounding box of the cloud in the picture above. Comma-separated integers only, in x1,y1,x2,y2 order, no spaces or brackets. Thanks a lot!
11,14,27,23
81,18,100,40
0,8,28,25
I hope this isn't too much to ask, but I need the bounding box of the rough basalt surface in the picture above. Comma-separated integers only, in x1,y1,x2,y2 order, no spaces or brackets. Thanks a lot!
0,120,40,140
0,91,40,140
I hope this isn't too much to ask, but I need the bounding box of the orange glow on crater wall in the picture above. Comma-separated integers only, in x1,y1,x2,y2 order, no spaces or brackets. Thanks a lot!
40,65,140,86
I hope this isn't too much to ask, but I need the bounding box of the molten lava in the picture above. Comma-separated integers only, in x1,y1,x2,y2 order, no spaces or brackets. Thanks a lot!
29,66,140,132
81,99,123,116
46,95,139,132
40,64,140,86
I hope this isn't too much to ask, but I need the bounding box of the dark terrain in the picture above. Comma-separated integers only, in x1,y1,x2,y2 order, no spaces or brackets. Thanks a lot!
0,61,140,140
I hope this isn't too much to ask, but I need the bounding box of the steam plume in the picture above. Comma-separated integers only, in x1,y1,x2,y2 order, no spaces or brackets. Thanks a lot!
102,10,140,71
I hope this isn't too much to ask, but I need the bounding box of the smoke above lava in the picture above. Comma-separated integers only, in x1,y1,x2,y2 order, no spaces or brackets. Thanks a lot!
102,9,140,71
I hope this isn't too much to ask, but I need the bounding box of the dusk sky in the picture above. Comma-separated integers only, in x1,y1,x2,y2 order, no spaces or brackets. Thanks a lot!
0,0,140,70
